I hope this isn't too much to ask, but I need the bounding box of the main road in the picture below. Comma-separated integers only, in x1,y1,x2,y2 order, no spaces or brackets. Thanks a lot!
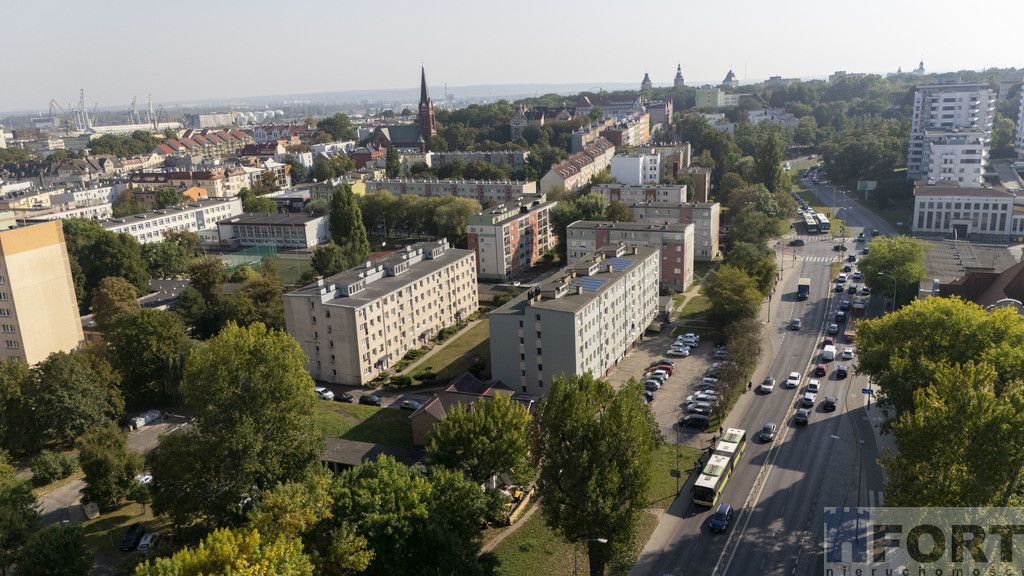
633,185,888,576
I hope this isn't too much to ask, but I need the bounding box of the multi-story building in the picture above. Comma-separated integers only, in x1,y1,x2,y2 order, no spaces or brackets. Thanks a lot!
592,184,686,205
907,83,995,181
570,119,616,153
566,221,694,290
599,114,651,147
610,154,660,186
284,240,478,386
1016,74,1024,158
308,178,367,202
431,150,531,169
101,197,242,244
645,145,691,182
911,180,1014,240
129,168,249,198
489,244,659,395
576,95,645,121
0,221,84,364
216,212,330,249
628,201,721,260
366,179,537,205
695,87,744,108
539,137,616,195
509,107,575,140
679,167,712,202
646,101,673,130
920,128,988,187
467,196,555,280
747,108,800,127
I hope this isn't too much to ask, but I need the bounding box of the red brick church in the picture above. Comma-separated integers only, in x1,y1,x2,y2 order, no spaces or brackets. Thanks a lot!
371,67,437,152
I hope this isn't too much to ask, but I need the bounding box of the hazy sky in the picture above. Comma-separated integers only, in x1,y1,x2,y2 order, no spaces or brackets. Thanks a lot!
4,0,1024,114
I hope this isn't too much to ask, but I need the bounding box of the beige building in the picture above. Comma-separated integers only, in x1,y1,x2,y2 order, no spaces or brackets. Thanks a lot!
540,137,616,195
284,240,478,386
467,196,555,280
628,201,721,260
489,244,659,395
0,221,84,364
566,221,695,290
366,179,537,205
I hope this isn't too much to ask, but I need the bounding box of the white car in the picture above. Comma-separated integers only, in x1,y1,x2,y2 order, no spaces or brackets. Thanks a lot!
807,379,821,393
842,347,854,360
667,348,690,357
681,333,701,342
137,532,158,552
759,377,776,393
836,273,848,283
785,372,800,389
315,387,334,401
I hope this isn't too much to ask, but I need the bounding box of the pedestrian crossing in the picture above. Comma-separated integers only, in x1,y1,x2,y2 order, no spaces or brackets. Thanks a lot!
801,255,840,263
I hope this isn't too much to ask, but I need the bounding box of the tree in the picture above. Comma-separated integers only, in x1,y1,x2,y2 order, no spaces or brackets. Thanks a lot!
856,236,928,308
754,132,785,193
427,394,534,485
431,196,481,247
702,264,763,324
16,523,93,576
532,373,662,576
303,198,330,214
90,276,141,332
254,171,281,196
604,200,634,222
283,156,308,184
310,242,347,278
317,113,357,141
0,450,38,574
238,188,278,213
990,115,1016,154
133,527,313,576
152,323,323,528
163,229,201,254
329,185,371,268
112,189,147,218
385,145,400,178
106,309,191,406
33,351,123,447
314,155,355,181
0,359,38,453
77,424,142,512
220,273,286,332
725,241,777,296
143,240,192,279
187,256,227,301
79,231,150,312
156,187,184,209
727,205,780,246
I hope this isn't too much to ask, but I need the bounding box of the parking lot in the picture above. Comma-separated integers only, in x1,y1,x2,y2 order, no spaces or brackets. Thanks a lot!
606,330,718,445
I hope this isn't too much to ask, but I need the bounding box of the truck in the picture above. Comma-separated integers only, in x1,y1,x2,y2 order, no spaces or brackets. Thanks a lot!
844,299,867,342
797,278,811,300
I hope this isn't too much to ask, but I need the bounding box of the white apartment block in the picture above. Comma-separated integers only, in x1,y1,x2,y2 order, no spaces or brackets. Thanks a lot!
628,201,721,260
610,154,660,185
100,197,242,244
912,180,1014,240
592,184,687,206
467,196,555,280
489,244,659,395
566,221,695,290
22,203,113,223
921,128,988,187
284,240,478,386
908,83,995,180
1016,74,1024,158
366,179,537,205
216,212,330,248
432,150,530,169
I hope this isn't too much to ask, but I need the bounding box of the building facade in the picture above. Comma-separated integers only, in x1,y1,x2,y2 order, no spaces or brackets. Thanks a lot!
920,128,988,187
539,137,616,195
130,168,249,198
610,154,660,186
467,196,555,280
489,244,659,395
284,240,478,386
911,180,1014,240
431,150,530,169
0,221,84,364
216,212,330,248
101,197,243,244
1017,73,1024,158
599,114,651,147
592,184,687,205
566,221,694,290
628,201,721,260
695,87,744,108
907,83,995,181
367,179,536,205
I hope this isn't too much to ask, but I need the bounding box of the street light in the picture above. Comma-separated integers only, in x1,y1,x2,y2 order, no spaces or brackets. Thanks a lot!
877,272,897,311
574,538,608,576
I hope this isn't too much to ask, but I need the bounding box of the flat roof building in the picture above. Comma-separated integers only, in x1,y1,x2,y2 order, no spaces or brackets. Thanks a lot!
627,201,721,260
100,197,242,244
467,196,555,280
366,179,537,205
912,180,1015,241
566,221,695,290
216,212,330,248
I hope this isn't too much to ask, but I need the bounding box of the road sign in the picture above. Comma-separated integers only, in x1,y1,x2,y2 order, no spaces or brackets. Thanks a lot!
862,388,874,395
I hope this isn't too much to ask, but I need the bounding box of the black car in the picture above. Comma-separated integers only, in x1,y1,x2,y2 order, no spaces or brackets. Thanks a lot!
334,392,354,403
835,311,846,323
709,503,734,532
120,522,145,552
359,394,383,406
789,239,805,246
823,396,838,411
839,300,851,311
847,254,857,262
794,408,810,425
679,414,711,430
872,229,880,236
842,264,852,272
836,365,849,379
643,390,655,403
400,400,422,411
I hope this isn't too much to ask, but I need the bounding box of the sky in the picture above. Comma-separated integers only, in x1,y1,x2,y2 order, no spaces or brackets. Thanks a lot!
4,0,1024,114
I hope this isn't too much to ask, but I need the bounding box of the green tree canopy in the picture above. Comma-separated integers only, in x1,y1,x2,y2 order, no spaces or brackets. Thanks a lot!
187,256,227,301
310,242,347,278
532,373,662,576
427,393,534,485
385,145,400,178
133,527,313,576
725,241,777,296
317,113,357,141
431,196,481,247
702,264,763,324
90,276,141,332
604,200,634,222
34,351,124,447
0,450,38,573
107,309,192,406
856,236,928,308
156,187,184,209
329,185,371,267
0,359,37,453
78,424,143,512
16,523,92,576
238,188,278,213
727,205,781,246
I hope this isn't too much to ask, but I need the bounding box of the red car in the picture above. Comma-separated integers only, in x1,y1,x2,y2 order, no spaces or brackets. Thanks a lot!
814,364,827,377
823,337,835,347
654,365,673,376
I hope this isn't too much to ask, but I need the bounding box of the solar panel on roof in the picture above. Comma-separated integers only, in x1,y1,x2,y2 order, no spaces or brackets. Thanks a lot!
572,277,608,292
605,257,635,272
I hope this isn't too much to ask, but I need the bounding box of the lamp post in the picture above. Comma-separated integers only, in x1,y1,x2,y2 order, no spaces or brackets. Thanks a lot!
878,272,897,311
574,538,608,576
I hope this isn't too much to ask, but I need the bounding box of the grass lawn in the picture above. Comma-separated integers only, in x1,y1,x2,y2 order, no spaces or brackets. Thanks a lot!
410,319,491,384
678,295,711,320
316,402,413,446
81,502,168,555
262,256,311,286
648,443,703,510
692,260,717,279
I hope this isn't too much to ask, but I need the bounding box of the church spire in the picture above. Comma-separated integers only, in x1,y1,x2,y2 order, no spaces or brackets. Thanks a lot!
674,63,685,87
420,66,431,105
418,66,437,140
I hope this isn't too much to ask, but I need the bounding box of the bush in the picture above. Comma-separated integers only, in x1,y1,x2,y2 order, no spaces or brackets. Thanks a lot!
434,324,464,344
388,375,413,388
31,450,78,486
412,370,436,385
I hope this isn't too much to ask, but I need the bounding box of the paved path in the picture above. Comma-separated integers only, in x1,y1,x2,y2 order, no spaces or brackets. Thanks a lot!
481,500,540,553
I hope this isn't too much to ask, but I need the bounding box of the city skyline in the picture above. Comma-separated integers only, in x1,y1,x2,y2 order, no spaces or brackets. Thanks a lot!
4,0,1024,114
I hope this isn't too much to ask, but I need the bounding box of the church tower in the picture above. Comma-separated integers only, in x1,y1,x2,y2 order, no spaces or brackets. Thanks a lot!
673,64,685,87
418,66,437,138
641,72,653,91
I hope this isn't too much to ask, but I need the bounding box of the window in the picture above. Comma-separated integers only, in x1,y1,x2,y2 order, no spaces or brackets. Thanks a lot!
5,341,18,349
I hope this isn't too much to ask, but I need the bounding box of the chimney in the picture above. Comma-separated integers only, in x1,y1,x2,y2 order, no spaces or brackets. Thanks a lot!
576,285,583,295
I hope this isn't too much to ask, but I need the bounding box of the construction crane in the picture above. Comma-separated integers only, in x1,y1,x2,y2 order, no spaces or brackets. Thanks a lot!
47,100,75,134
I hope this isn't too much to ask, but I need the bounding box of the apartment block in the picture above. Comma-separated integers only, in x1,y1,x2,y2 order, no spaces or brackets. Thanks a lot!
431,151,530,169
599,114,651,147
539,137,616,194
695,87,744,108
366,179,537,205
907,83,995,180
1016,74,1024,158
0,221,84,364
566,221,694,290
489,244,659,395
921,128,988,187
129,168,249,198
610,154,660,185
912,180,1014,240
216,212,330,248
467,196,555,280
284,240,478,386
101,197,242,244
592,184,687,205
628,201,721,260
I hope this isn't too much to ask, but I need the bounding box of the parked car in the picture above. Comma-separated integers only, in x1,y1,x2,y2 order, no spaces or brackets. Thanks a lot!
795,408,810,425
651,359,675,368
654,365,674,376
679,414,711,430
643,390,655,403
121,523,145,552
315,387,335,401
137,533,158,552
667,348,690,357
359,394,383,406
400,400,422,411
760,422,777,442
335,392,354,403
713,349,729,359
823,396,838,411
759,377,776,393
688,402,712,415
644,380,662,392
682,333,701,342
678,339,699,348
709,503,735,532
